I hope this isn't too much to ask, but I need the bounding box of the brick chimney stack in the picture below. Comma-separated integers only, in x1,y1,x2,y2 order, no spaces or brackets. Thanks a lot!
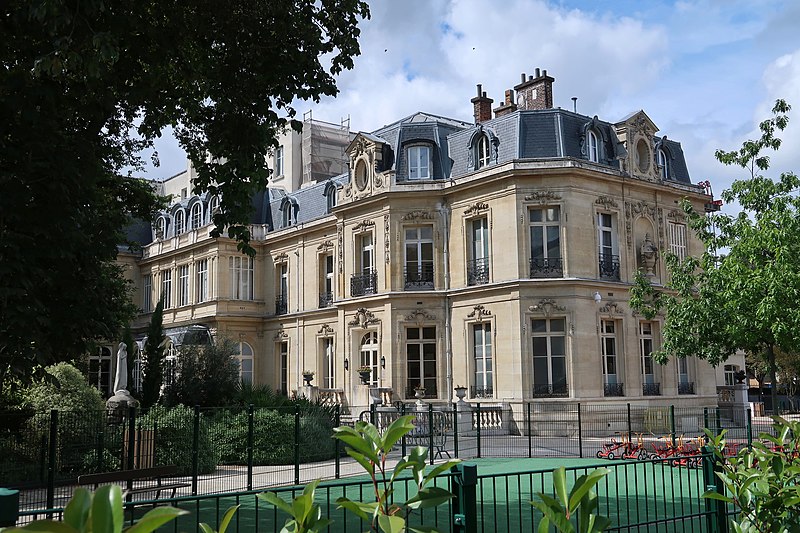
471,84,494,123
514,68,555,110
493,89,518,118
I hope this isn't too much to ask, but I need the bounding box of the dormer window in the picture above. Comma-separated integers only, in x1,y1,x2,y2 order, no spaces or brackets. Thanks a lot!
407,145,431,180
477,135,490,168
209,195,220,223
190,203,203,230
657,149,669,179
587,130,599,163
155,216,167,240
174,210,185,235
280,197,297,228
323,182,337,213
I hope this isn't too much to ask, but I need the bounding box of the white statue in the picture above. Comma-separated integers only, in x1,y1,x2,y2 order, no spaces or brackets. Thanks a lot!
114,341,128,393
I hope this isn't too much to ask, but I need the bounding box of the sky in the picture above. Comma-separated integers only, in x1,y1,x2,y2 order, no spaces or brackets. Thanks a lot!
145,0,800,207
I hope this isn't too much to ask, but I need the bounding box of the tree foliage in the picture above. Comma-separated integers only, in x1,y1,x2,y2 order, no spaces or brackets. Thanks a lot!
163,338,240,408
140,300,166,408
630,100,800,411
0,0,369,389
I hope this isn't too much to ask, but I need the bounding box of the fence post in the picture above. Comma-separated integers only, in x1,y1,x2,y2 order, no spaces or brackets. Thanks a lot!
370,402,376,426
335,404,341,479
626,402,632,440
428,403,435,465
702,445,729,533
153,421,158,466
127,406,136,471
527,402,532,459
191,406,199,496
97,424,105,472
46,410,57,512
476,403,482,459
703,407,710,441
451,463,478,533
669,405,676,447
746,408,752,449
453,401,459,458
715,408,722,438
247,404,254,491
294,405,301,486
401,403,407,457
577,403,583,458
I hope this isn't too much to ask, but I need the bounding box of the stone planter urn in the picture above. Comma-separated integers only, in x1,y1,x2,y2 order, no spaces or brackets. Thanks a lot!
358,368,371,385
454,386,468,402
414,386,426,410
302,372,314,386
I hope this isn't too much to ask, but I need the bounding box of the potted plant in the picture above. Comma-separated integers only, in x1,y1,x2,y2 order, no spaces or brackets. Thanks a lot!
454,385,468,401
357,366,372,385
302,370,314,386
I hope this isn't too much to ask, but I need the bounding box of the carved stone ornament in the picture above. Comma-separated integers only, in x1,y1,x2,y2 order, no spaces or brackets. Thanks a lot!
667,209,687,221
348,307,381,328
625,200,657,220
464,202,489,217
384,215,390,264
404,308,437,323
317,324,334,335
599,301,624,316
317,240,334,252
273,329,289,341
528,298,566,317
639,233,659,277
337,223,344,273
595,196,619,210
524,190,562,204
402,210,435,221
353,219,375,233
467,304,491,320
274,252,289,263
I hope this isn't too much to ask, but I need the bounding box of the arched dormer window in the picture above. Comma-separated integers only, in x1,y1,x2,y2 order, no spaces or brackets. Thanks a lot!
154,216,167,240
190,202,203,230
174,209,186,235
467,126,498,171
477,135,490,168
279,197,297,228
208,195,220,224
587,130,599,163
657,148,669,180
407,145,431,180
323,181,337,213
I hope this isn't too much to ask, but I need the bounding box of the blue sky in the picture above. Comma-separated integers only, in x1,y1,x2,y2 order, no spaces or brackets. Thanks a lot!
145,0,800,207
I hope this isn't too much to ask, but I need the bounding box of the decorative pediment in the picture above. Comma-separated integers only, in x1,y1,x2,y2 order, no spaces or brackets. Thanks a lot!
353,219,375,233
343,132,388,201
599,301,624,316
317,324,334,336
464,202,489,217
616,111,660,180
404,308,437,323
524,190,562,204
402,210,434,221
467,304,491,320
348,307,381,328
617,110,658,137
273,329,289,341
528,298,566,317
317,240,334,252
595,196,619,210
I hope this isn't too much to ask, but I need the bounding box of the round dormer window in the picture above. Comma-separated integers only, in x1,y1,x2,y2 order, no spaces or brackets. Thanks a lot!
636,138,650,173
354,159,368,190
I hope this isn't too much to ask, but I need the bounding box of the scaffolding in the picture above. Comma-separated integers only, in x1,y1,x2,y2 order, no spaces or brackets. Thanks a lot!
302,110,352,187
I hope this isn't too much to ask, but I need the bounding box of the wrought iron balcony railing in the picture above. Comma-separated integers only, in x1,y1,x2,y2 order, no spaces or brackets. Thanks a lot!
678,381,695,395
532,383,569,398
604,382,624,397
470,386,493,399
319,291,334,308
404,264,434,290
642,382,661,396
467,257,490,286
598,253,621,280
530,256,563,278
350,269,377,297
275,294,288,315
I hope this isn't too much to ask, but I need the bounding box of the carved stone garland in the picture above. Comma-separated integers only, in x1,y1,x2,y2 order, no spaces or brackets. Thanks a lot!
464,202,488,217
317,240,334,252
273,329,289,341
404,308,437,323
348,308,381,328
317,324,334,335
467,304,491,320
528,298,566,317
599,301,624,316
402,210,434,221
384,214,390,264
595,196,619,210
524,190,562,204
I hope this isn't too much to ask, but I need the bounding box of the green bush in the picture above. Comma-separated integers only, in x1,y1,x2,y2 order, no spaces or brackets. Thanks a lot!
163,340,240,408
21,362,105,412
140,405,218,475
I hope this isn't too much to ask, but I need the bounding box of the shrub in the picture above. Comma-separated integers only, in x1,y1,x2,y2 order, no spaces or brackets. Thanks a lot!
163,339,240,408
21,362,104,412
140,405,218,475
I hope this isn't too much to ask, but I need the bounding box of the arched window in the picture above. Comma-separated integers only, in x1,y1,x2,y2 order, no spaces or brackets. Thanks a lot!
323,182,336,213
190,203,203,230
174,210,185,235
155,216,167,240
209,196,221,223
477,135,490,169
280,198,296,228
407,145,431,180
587,130,599,163
237,342,254,383
360,332,379,386
657,149,669,179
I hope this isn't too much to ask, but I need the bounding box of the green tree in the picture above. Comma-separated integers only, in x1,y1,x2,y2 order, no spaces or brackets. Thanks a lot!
0,0,370,389
140,300,166,408
630,100,800,413
22,362,105,413
163,338,240,408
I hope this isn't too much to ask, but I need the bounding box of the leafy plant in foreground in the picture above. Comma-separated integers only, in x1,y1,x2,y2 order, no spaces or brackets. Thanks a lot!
259,480,331,533
531,466,611,533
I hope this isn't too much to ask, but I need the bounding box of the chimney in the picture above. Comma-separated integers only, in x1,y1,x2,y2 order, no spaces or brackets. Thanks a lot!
470,84,494,123
514,68,555,111
493,88,518,118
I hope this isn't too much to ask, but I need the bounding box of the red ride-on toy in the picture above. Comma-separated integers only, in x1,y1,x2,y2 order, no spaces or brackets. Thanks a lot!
621,433,648,460
597,433,628,459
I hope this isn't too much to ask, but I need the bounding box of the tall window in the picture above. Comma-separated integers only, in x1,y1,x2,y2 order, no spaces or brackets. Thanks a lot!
178,265,189,307
161,269,172,309
724,364,737,387
360,332,379,387
174,210,186,235
587,130,599,162
155,216,166,240
322,337,335,389
191,203,203,230
404,226,434,289
532,318,567,397
352,233,376,296
677,357,694,394
668,222,687,262
276,262,288,314
281,204,293,228
320,254,334,307
360,233,374,274
230,256,254,300
406,326,436,398
142,274,152,312
598,213,620,280
407,145,431,180
476,135,490,169
529,207,562,277
279,342,288,396
601,320,622,396
88,346,113,397
236,342,254,383
275,146,284,176
468,218,489,285
472,323,492,398
195,259,208,302
657,149,669,179
209,196,220,222
640,322,659,395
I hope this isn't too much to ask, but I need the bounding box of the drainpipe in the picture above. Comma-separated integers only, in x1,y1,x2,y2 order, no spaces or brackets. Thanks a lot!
295,247,302,392
438,201,453,403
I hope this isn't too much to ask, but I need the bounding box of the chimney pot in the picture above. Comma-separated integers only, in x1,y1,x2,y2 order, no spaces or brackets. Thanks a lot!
521,73,526,83
535,68,541,77
476,84,482,97
542,69,547,77
505,89,513,104
529,75,533,81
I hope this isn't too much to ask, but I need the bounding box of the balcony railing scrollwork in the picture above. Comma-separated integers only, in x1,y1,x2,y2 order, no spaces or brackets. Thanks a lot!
642,382,661,396
678,381,695,395
598,253,621,280
275,294,288,315
467,257,490,286
350,269,377,297
470,386,493,399
530,256,563,278
319,291,334,308
404,264,434,290
532,383,568,398
604,382,624,397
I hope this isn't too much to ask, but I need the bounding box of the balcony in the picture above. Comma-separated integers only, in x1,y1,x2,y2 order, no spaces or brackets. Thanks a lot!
599,253,620,280
604,382,624,397
642,382,661,396
470,386,493,399
532,383,568,398
529,256,563,278
404,264,434,290
678,381,695,395
319,291,334,308
275,294,287,315
351,270,377,297
467,257,490,286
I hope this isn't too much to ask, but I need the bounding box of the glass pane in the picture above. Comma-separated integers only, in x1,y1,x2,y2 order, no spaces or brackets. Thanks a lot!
533,358,548,386
423,327,436,339
420,226,433,240
532,337,547,356
421,243,433,261
552,357,567,386
546,207,560,222
550,336,565,356
407,328,420,340
546,226,560,258
550,318,565,332
531,227,544,258
529,209,542,223
532,319,547,333
405,228,416,240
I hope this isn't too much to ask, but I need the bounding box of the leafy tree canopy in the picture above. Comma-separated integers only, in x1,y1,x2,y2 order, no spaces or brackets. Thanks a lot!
0,0,370,389
630,100,800,410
